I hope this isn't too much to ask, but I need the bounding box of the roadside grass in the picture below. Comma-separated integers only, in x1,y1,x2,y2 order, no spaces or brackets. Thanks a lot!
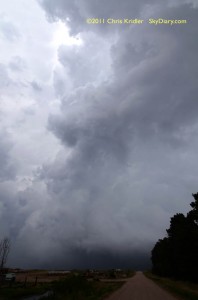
144,271,198,300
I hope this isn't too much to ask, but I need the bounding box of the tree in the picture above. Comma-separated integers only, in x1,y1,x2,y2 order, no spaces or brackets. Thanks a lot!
185,193,198,281
0,237,10,273
166,213,190,279
151,237,172,276
188,193,198,224
151,193,198,282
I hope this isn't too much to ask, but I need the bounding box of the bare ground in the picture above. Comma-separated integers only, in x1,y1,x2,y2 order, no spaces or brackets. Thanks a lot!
105,271,178,300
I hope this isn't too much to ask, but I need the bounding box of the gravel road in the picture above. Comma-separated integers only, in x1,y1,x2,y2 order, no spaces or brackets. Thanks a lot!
105,271,177,300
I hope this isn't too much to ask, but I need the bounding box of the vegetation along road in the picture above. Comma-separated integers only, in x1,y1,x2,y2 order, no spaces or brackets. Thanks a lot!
105,271,177,300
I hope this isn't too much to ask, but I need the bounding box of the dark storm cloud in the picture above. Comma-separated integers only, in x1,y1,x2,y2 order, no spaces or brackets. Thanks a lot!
35,248,151,270
35,1,198,268
0,188,25,238
0,132,17,245
39,0,196,35
46,4,198,167
1,0,198,270
109,11,198,142
65,249,151,270
39,0,172,35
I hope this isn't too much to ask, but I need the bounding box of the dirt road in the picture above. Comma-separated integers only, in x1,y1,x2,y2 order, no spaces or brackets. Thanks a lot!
105,271,177,300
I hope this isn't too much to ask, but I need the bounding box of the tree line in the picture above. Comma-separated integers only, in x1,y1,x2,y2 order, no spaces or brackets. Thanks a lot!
151,193,198,282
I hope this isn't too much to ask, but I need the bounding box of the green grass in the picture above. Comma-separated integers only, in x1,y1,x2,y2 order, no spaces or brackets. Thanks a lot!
144,271,198,300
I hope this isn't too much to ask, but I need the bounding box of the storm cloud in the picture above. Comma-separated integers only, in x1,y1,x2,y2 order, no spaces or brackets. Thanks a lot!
0,0,198,269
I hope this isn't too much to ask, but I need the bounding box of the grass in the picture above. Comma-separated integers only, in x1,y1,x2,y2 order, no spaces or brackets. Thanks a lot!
51,276,124,300
0,282,50,300
144,271,198,300
0,275,125,300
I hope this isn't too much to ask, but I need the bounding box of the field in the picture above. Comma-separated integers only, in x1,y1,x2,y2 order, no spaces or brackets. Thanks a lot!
0,269,134,300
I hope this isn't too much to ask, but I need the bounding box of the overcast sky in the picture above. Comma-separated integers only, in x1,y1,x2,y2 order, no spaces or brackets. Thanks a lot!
0,0,198,270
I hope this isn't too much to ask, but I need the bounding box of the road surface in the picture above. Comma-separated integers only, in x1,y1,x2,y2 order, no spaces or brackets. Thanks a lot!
105,271,177,300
